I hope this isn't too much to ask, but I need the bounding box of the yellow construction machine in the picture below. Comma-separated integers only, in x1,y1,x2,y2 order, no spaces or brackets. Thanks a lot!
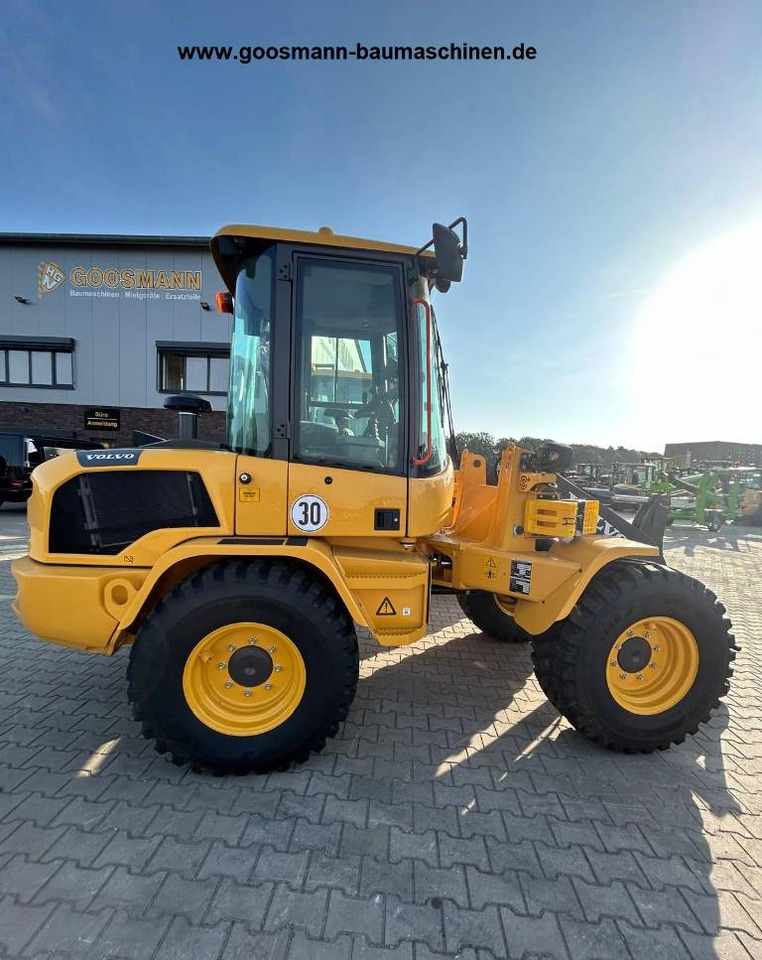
12,220,736,771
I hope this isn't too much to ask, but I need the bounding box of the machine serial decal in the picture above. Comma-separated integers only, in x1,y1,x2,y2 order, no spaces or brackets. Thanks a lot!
76,450,142,467
239,488,261,503
376,597,397,616
290,494,329,532
510,559,532,595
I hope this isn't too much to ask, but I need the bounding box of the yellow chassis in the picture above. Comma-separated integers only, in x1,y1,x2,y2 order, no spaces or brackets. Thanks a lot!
13,445,659,655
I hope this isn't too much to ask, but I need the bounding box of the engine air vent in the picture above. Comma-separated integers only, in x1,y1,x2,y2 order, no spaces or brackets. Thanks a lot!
49,470,218,555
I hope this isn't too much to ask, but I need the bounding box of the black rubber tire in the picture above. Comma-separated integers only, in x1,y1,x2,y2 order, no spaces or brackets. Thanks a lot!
127,559,358,773
457,591,530,643
531,560,736,752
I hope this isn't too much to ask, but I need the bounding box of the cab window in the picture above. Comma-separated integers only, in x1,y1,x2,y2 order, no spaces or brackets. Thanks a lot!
294,259,403,472
414,292,447,473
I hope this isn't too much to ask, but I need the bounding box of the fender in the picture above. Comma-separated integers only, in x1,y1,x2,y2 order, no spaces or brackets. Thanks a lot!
112,537,430,651
512,536,659,634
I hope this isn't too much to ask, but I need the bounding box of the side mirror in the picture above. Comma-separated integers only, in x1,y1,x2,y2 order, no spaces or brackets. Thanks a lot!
432,223,465,283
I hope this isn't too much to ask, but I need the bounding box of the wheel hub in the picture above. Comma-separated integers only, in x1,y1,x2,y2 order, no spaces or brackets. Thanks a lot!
606,616,699,716
182,622,307,736
228,646,273,687
616,636,651,674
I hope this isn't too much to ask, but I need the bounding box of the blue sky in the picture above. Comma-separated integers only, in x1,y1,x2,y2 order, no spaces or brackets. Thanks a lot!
2,0,761,450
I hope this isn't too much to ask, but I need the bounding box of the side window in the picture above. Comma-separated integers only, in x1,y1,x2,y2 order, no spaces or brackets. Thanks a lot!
415,298,446,473
227,250,274,456
295,259,403,472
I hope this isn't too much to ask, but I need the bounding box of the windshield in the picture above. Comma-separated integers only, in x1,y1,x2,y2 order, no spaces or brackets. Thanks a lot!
226,249,274,455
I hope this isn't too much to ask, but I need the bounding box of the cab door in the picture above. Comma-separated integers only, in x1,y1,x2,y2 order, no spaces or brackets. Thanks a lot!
287,254,408,538
231,244,290,535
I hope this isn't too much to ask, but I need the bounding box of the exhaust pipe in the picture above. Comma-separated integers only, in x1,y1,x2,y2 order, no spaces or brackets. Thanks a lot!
163,394,212,442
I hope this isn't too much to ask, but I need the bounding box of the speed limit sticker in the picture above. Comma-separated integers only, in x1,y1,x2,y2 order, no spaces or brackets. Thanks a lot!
291,495,330,532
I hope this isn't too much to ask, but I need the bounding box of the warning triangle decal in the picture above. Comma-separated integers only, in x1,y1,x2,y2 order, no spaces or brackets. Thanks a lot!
376,597,396,616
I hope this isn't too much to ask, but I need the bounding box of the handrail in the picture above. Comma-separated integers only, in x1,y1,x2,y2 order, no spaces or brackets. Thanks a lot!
412,296,433,466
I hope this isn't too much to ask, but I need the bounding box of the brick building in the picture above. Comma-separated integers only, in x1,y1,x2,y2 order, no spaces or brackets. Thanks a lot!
664,440,762,465
0,232,230,446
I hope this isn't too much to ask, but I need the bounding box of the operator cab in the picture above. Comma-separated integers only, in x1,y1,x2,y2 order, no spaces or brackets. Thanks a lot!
211,220,467,538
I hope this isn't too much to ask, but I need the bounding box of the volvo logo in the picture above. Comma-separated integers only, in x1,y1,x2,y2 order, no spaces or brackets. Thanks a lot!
76,450,143,467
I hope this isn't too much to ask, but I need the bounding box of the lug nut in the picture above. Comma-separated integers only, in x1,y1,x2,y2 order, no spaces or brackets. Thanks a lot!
644,631,651,639
636,674,643,680
225,681,233,689
650,662,657,669
609,660,617,667
249,638,256,645
653,645,661,652
265,682,273,690
268,646,276,653
244,689,252,698
275,665,283,672
627,630,633,638
619,673,627,680
228,644,236,652
217,662,226,670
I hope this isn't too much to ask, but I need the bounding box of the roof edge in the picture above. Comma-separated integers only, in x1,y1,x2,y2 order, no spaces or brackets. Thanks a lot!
0,233,210,247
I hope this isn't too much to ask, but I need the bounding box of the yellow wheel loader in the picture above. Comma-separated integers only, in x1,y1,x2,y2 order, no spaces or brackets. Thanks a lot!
12,220,736,772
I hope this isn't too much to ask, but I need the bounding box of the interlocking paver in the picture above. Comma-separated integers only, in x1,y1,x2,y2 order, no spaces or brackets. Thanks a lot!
23,901,110,956
0,515,760,959
154,916,231,960
264,884,329,937
0,853,61,902
206,876,273,926
325,889,384,943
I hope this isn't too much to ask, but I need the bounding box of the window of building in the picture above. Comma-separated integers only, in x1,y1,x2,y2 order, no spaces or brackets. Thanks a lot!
0,337,75,388
157,342,230,395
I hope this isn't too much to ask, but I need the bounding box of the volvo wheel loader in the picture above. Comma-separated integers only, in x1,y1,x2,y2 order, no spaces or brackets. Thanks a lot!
12,220,736,772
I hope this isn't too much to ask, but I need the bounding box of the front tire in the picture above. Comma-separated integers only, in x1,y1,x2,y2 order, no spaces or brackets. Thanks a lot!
457,591,530,643
531,561,736,752
128,560,358,773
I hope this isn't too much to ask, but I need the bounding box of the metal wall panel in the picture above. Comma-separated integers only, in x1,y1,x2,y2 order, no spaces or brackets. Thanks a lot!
0,240,231,411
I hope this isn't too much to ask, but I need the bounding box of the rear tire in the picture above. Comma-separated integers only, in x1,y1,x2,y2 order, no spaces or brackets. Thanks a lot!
531,561,736,752
128,560,358,773
457,591,530,643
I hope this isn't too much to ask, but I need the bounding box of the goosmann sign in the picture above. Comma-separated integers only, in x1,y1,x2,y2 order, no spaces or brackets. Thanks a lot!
37,260,202,296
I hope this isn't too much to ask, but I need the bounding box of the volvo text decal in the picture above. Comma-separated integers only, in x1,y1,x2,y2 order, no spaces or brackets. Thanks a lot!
76,450,143,467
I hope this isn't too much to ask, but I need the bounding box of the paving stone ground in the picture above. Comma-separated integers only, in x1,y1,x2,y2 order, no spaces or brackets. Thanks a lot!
0,504,760,960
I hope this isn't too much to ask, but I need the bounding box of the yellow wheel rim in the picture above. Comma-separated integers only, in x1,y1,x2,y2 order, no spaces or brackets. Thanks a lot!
606,616,699,715
182,622,306,736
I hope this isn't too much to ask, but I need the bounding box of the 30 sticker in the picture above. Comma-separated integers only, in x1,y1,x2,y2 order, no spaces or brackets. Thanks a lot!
291,495,330,532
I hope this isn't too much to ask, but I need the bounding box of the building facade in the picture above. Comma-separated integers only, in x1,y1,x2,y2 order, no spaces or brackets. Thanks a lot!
0,233,231,446
664,440,762,465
